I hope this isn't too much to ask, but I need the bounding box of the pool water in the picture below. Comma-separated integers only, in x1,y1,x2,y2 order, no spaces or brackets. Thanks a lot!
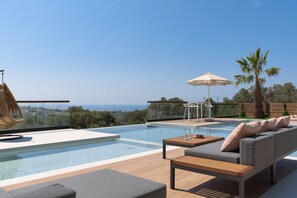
89,121,246,143
0,140,160,180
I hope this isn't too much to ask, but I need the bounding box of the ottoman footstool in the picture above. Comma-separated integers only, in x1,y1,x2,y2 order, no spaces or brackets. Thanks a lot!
7,169,167,198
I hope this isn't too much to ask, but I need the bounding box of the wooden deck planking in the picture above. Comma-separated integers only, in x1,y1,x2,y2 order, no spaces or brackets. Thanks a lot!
3,148,297,198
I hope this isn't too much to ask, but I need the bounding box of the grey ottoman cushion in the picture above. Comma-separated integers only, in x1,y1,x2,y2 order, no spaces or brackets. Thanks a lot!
185,140,240,163
10,169,166,198
10,183,75,198
0,188,12,198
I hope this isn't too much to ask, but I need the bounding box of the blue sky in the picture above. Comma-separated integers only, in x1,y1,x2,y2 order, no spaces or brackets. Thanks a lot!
0,0,296,105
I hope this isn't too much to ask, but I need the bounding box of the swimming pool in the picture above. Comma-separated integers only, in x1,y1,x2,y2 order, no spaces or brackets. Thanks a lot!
0,139,160,180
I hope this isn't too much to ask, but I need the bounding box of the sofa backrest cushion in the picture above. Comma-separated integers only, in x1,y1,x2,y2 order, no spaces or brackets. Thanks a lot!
260,118,276,133
221,121,261,152
273,126,297,160
274,116,290,131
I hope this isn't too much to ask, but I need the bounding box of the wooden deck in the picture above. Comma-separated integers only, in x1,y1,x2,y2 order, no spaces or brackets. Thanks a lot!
148,118,246,127
3,148,297,198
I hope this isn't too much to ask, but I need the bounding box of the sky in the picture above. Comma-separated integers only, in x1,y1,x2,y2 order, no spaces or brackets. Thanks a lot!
0,0,296,105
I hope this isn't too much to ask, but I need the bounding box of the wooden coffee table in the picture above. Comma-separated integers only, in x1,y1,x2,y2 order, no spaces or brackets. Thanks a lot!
163,135,224,159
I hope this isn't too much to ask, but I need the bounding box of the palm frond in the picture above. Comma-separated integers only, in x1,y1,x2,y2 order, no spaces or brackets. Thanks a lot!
246,55,254,65
234,75,245,86
245,75,254,84
236,58,252,73
255,48,261,61
234,75,254,86
266,67,280,77
262,50,269,65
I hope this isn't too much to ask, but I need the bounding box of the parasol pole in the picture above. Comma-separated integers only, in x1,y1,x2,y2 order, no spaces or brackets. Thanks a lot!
208,85,211,118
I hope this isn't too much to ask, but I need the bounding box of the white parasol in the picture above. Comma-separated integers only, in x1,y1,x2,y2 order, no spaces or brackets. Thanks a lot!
187,72,232,118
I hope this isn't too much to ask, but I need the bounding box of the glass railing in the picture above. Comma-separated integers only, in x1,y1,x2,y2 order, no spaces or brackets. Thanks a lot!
0,100,70,133
212,103,240,118
147,101,239,121
147,101,187,121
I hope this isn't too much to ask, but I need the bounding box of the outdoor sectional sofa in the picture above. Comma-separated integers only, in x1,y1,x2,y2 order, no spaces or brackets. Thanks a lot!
0,169,167,198
179,122,297,197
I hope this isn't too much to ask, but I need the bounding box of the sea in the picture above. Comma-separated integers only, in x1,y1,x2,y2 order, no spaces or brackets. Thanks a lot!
20,103,147,112
80,104,147,112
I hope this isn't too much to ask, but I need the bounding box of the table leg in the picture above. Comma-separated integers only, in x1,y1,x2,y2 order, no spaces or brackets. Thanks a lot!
163,141,166,159
239,179,244,198
170,161,175,189
271,163,276,184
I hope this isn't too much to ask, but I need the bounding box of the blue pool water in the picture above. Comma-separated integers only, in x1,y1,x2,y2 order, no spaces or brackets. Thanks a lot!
0,140,160,180
89,121,246,143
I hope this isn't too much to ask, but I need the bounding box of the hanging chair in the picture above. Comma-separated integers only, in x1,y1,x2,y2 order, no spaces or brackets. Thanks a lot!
0,73,23,129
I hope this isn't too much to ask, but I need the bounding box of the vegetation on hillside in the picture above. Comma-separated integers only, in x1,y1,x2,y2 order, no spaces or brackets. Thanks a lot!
124,110,147,124
222,82,297,103
69,106,117,129
69,106,148,129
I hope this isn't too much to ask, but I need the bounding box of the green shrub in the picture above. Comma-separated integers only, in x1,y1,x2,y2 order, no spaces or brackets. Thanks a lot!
240,111,246,117
282,110,289,116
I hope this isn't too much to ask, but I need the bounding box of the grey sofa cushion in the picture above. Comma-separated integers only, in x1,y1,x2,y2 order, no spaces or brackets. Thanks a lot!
10,169,166,198
185,140,240,163
10,183,76,198
0,188,12,198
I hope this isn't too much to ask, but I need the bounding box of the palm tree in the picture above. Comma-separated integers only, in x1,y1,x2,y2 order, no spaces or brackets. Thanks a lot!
235,48,280,118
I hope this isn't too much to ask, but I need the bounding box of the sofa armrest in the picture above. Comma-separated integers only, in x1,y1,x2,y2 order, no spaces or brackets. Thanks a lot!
11,183,76,198
240,134,274,171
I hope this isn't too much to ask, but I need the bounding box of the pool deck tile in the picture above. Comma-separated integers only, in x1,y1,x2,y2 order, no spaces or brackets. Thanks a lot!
147,118,246,127
0,129,119,152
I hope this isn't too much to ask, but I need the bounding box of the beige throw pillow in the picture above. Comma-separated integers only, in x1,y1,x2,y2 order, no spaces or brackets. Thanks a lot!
274,116,290,131
221,121,261,152
284,115,291,126
259,120,269,133
260,118,276,133
291,115,297,121
247,121,262,132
